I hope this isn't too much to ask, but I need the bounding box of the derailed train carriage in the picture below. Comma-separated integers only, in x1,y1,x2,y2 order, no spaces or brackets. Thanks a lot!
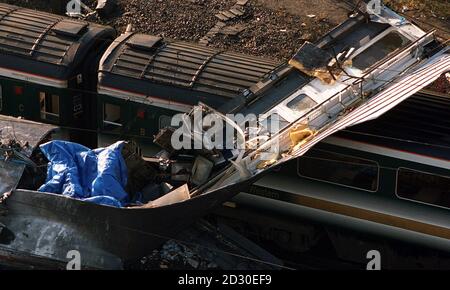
0,3,279,149
96,31,279,148
214,90,450,269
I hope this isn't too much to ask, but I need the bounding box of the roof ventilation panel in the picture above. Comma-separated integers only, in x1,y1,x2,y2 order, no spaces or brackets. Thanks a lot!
52,20,88,38
126,34,163,51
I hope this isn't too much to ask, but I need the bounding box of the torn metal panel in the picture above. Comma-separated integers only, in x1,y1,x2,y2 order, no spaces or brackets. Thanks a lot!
0,117,56,194
0,162,23,196
0,173,254,269
206,50,450,194
0,116,56,154
0,113,256,268
184,4,450,196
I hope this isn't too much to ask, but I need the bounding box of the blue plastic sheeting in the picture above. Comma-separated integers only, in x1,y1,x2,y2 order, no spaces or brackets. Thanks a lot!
38,141,130,207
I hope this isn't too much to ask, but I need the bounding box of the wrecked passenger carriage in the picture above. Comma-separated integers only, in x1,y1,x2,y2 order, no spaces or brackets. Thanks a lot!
0,115,260,269
96,31,279,148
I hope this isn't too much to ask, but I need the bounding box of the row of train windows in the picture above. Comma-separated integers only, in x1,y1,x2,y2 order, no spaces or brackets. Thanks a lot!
298,149,450,209
103,102,173,131
0,85,59,121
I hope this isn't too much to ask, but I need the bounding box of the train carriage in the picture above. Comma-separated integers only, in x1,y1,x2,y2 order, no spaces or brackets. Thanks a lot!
97,31,280,149
0,3,116,145
214,91,450,269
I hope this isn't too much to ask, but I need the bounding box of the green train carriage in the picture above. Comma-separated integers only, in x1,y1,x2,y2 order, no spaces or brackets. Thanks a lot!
96,32,280,151
0,3,116,146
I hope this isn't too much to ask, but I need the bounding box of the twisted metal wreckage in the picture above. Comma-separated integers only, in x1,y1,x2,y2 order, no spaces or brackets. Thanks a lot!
0,3,449,269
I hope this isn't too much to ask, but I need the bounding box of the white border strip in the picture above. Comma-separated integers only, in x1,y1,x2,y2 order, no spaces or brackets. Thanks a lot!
324,136,450,170
98,85,191,113
0,67,67,88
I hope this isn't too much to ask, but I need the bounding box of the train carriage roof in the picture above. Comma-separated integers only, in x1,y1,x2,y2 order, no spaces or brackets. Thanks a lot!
98,32,280,110
0,3,116,87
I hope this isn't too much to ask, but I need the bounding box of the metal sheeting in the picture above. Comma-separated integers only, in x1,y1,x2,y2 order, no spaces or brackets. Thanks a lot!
347,91,450,149
106,33,280,99
0,115,56,194
0,160,24,195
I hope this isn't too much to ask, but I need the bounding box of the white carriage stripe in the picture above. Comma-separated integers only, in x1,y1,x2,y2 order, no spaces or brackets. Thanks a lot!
0,66,68,88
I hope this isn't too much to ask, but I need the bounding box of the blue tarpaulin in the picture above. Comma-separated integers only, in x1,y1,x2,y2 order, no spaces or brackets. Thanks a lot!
38,140,130,207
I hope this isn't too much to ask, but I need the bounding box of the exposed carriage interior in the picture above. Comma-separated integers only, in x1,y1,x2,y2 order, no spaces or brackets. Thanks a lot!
13,125,238,208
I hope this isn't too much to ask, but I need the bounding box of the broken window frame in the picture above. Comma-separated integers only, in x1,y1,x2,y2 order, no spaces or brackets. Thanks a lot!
103,102,123,131
39,91,60,122
349,27,413,73
395,167,450,210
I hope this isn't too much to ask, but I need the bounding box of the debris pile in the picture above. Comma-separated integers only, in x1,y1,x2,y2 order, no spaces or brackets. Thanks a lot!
126,220,284,270
0,139,30,163
131,240,219,270
199,0,249,45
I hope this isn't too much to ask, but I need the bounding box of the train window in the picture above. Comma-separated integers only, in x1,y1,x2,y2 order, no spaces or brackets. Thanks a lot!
352,31,410,70
39,92,60,122
396,168,450,209
103,103,122,130
298,149,379,192
286,94,317,115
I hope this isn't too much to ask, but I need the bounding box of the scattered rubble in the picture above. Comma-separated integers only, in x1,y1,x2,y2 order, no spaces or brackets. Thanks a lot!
209,1,248,35
125,220,285,270
200,0,249,46
1,0,342,61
